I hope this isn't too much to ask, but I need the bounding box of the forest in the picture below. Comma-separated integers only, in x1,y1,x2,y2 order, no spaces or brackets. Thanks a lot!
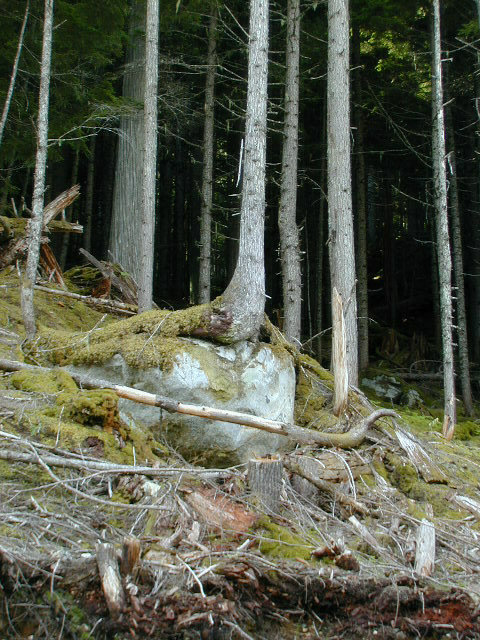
1,0,480,638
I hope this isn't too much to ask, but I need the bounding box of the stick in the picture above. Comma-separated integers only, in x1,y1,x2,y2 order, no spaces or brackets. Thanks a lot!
34,284,136,315
0,358,398,448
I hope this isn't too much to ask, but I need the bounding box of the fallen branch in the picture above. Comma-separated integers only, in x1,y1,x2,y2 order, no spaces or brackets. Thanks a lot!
34,284,137,315
284,458,368,514
0,358,398,448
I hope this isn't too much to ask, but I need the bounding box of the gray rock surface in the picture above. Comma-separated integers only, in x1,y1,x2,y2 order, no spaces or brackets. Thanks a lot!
68,338,296,466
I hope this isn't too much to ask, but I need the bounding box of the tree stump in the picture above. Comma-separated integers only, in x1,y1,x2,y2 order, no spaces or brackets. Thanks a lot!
96,542,125,617
248,456,283,512
414,519,435,577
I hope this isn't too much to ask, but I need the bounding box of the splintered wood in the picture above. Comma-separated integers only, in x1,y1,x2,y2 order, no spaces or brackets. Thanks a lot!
414,519,436,577
248,456,283,511
95,541,126,617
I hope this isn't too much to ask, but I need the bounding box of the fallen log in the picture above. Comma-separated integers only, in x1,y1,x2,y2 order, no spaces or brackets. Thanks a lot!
0,358,398,448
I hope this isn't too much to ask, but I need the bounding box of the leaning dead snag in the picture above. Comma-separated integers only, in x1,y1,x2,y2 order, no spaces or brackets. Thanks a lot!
0,358,398,449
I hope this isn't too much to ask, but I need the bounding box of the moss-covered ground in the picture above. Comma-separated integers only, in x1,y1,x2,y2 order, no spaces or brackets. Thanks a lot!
1,267,480,638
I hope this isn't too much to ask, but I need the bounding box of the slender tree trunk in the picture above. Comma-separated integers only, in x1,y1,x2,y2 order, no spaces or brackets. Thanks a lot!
138,0,159,313
315,93,327,362
431,0,456,439
83,136,96,256
353,27,368,371
327,0,358,386
278,0,302,345
444,68,474,416
109,0,145,282
21,0,54,340
59,149,79,269
221,0,269,342
0,0,29,148
198,3,218,304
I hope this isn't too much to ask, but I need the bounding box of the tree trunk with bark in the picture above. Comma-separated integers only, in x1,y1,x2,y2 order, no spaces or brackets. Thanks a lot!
327,0,358,387
21,0,54,340
353,27,368,372
198,3,218,304
83,137,96,256
109,0,145,283
444,70,473,416
137,0,159,313
431,0,456,439
220,0,269,342
278,0,302,345
0,0,29,147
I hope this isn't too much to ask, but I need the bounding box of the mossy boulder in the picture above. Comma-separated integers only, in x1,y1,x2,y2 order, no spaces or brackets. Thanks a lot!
67,338,296,466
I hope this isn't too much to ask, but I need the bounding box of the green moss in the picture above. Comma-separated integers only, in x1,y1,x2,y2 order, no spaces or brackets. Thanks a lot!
10,369,78,394
453,420,480,440
57,389,120,431
253,517,317,561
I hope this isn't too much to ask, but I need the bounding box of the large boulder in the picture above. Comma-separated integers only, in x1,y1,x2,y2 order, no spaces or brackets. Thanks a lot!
68,338,295,466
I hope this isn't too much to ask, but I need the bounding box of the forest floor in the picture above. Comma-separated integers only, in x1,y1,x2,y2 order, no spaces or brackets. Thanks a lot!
1,264,480,639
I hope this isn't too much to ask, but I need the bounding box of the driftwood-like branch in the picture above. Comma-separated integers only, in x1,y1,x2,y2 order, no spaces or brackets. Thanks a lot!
34,284,136,315
0,358,398,449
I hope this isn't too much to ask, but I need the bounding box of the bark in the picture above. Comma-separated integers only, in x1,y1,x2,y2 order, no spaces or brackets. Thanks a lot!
138,0,159,313
353,28,368,371
332,287,348,416
431,0,456,440
83,137,96,256
0,0,29,147
248,457,283,512
198,3,218,304
96,542,126,617
444,77,473,416
109,0,145,283
414,519,435,578
278,0,302,345
59,149,79,269
221,0,269,342
21,0,54,340
327,0,358,386
315,97,327,362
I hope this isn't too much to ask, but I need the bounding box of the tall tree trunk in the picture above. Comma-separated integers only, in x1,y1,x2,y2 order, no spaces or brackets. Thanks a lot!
198,3,218,304
221,0,269,342
315,93,328,362
431,0,456,439
278,0,302,345
0,0,29,147
327,0,358,386
83,136,96,256
173,135,186,305
444,78,474,416
21,0,54,340
138,0,159,313
109,0,145,282
353,27,368,371
59,148,79,269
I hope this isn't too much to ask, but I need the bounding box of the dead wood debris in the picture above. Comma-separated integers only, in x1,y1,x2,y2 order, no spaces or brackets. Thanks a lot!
0,426,480,639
